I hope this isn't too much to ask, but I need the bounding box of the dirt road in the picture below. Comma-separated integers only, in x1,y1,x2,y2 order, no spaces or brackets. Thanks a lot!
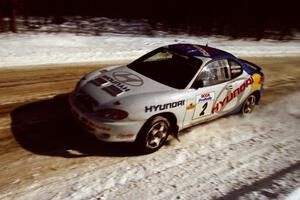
0,58,299,199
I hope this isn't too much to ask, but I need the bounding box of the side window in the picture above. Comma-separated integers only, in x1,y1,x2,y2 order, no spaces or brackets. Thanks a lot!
228,59,243,79
196,59,230,87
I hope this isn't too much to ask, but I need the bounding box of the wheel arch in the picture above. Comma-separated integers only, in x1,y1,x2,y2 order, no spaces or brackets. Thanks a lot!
142,112,179,135
159,112,179,134
135,112,178,153
251,90,261,104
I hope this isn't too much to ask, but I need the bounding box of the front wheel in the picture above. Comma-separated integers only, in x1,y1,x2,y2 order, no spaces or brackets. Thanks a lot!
242,94,257,114
136,116,170,154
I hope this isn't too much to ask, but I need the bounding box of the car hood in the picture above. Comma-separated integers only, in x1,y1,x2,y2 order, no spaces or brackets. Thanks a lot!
77,66,175,110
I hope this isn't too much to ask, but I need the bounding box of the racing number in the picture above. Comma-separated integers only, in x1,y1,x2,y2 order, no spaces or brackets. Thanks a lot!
200,102,208,116
193,92,215,119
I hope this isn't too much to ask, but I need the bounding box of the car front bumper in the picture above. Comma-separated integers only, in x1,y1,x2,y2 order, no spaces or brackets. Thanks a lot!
69,93,144,142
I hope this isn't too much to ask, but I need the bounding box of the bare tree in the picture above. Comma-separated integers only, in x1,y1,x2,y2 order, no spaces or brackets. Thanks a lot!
1,0,18,32
9,0,17,32
0,0,5,32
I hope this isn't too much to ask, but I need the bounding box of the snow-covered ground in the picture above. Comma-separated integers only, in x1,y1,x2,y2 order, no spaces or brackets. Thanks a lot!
2,91,299,200
0,32,300,68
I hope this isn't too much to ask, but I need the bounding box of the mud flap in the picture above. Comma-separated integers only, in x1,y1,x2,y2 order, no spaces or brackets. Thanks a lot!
172,131,180,142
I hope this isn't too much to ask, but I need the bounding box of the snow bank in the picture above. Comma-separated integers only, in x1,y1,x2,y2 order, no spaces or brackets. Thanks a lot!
0,33,300,68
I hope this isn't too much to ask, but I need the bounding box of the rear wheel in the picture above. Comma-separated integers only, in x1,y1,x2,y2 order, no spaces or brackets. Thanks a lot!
242,94,257,114
136,116,170,154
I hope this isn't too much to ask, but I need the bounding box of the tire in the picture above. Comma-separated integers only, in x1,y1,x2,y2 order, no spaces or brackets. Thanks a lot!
136,116,170,154
241,94,257,115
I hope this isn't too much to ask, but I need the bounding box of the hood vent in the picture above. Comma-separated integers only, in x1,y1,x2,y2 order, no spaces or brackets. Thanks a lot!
90,77,108,86
99,69,108,73
103,85,124,96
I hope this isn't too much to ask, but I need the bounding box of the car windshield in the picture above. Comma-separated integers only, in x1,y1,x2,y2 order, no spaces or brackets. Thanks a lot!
128,48,202,89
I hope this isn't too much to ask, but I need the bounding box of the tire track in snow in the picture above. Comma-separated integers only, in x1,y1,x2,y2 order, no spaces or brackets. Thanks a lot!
217,162,300,200
93,125,299,200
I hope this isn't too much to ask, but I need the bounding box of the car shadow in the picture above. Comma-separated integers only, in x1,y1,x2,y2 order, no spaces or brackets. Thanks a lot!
10,93,142,158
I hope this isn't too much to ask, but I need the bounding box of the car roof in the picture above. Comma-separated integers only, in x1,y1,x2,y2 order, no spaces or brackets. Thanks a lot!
168,43,236,60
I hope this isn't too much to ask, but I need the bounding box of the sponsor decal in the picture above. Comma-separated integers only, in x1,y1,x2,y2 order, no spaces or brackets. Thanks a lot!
186,102,196,110
251,73,262,92
197,92,215,103
193,92,215,118
193,45,210,57
176,44,210,57
102,75,131,92
112,71,144,86
212,77,254,113
145,100,185,113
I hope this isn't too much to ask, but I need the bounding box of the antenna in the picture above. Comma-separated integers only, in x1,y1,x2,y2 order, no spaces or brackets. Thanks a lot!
206,42,209,47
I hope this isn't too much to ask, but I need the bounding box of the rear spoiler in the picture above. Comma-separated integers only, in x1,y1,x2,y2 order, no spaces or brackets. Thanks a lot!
239,59,262,72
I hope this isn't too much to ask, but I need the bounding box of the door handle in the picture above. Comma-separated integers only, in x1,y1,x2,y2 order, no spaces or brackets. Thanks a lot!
226,85,233,90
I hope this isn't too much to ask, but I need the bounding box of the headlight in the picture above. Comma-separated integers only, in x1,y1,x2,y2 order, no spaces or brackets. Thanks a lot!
75,77,86,92
96,109,128,120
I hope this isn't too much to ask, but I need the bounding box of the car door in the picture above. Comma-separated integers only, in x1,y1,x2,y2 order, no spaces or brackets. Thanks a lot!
217,59,252,114
183,59,232,127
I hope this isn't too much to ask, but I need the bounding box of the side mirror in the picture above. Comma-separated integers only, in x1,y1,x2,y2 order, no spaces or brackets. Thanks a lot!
192,80,204,89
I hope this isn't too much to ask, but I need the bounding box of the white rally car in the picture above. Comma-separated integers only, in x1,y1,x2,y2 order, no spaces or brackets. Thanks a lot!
69,44,264,153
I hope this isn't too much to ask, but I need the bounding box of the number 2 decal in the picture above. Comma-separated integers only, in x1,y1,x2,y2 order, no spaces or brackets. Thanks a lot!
193,92,215,120
200,102,208,116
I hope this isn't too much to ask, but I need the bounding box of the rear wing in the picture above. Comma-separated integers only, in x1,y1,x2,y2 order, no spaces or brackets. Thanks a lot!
239,59,262,72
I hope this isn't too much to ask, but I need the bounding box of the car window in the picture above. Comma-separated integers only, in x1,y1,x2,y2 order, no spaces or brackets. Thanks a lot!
128,48,202,89
196,59,230,87
143,50,173,62
228,59,243,79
